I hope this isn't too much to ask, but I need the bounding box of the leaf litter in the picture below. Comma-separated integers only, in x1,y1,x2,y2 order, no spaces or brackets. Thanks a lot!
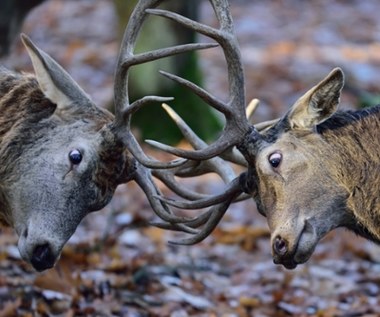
1,0,380,316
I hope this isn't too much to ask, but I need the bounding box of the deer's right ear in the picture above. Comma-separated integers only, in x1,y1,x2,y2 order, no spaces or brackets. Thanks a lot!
286,68,344,130
21,34,93,111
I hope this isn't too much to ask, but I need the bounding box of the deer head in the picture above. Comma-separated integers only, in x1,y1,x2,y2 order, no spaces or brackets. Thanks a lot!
238,68,350,269
1,0,210,271
2,36,135,272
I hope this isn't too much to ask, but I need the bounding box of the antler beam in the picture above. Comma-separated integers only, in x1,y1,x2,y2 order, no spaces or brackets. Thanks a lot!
116,0,265,244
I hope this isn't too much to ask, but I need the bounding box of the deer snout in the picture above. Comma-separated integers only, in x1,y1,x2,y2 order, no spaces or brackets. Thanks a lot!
31,243,56,272
271,218,318,269
17,227,62,272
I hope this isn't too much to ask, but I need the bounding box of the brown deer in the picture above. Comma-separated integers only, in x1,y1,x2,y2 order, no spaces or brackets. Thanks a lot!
125,1,380,270
0,0,222,272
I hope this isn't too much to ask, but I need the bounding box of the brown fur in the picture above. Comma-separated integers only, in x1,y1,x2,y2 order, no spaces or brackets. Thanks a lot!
320,107,380,240
239,68,380,269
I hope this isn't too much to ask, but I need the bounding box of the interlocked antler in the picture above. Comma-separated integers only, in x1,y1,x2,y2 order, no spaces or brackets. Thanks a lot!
144,0,258,244
144,2,251,160
114,0,275,243
112,0,219,168
110,0,219,228
149,103,256,244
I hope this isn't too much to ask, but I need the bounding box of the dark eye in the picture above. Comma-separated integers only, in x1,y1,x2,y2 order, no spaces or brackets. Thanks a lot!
268,152,282,168
69,149,82,165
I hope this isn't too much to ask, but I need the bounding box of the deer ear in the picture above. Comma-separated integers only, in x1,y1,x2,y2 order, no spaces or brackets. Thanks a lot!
286,68,344,130
21,34,93,111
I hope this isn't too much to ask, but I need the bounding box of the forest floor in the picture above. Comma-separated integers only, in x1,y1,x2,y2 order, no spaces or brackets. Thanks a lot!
1,0,380,316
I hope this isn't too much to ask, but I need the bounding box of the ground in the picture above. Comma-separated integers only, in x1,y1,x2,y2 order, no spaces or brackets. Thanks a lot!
1,0,380,316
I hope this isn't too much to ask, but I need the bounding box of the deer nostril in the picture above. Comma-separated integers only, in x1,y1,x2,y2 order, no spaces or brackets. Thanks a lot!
31,243,55,272
273,236,288,256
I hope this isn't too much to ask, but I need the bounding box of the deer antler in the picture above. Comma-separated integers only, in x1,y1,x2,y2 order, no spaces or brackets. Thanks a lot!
149,104,251,244
113,0,275,243
109,0,221,226
112,0,220,169
130,0,256,244
143,3,251,161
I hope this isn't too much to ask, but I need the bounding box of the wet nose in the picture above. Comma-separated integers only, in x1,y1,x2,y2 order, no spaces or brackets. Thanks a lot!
273,235,288,257
31,243,55,272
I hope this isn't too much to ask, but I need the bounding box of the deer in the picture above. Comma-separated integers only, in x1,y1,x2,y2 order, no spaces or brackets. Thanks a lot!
0,0,374,273
118,0,380,270
0,0,227,272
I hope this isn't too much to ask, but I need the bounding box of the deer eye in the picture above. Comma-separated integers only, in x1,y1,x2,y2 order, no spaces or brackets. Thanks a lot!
69,149,82,165
268,152,282,168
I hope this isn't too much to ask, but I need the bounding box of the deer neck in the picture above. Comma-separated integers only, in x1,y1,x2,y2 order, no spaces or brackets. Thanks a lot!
320,106,380,241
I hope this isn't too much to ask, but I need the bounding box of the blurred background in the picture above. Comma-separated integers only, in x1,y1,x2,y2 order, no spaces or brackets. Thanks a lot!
1,0,380,316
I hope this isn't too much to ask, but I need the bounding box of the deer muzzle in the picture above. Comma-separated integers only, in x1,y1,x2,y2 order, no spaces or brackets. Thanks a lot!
271,218,318,269
17,228,62,272
15,216,74,272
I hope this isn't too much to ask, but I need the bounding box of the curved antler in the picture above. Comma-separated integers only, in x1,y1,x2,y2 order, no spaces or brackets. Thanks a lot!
112,0,218,169
114,0,271,243
143,2,251,161
149,105,251,244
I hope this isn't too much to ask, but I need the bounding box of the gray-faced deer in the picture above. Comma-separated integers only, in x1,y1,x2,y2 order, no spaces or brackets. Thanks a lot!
0,0,222,272
127,1,380,270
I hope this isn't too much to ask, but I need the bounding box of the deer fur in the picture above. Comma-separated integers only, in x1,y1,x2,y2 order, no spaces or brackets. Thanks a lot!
0,36,135,271
238,68,380,269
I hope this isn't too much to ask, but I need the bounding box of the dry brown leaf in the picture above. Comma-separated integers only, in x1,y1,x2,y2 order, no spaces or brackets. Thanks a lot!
33,262,76,295
213,225,269,251
239,296,260,308
0,299,21,317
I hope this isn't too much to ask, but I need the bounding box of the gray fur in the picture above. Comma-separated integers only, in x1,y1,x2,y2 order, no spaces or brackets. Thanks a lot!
0,36,133,271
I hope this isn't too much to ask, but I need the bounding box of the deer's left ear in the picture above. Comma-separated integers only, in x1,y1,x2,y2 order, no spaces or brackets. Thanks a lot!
21,34,94,113
286,68,344,130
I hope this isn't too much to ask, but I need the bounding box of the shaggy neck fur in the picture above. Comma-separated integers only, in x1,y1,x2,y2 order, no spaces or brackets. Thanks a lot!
318,105,380,241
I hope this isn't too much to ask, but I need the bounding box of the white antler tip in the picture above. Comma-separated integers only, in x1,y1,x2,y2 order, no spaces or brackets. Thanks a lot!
246,98,260,120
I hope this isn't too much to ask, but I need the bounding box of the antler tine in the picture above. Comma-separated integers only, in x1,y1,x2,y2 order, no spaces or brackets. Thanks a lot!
144,102,249,237
154,176,242,209
169,195,238,245
147,103,248,210
247,98,281,132
133,160,237,236
219,147,247,167
142,1,251,161
153,103,237,181
255,118,281,132
152,187,241,245
132,163,201,227
152,209,213,231
152,168,211,201
136,172,206,234
246,98,260,121
143,102,236,205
